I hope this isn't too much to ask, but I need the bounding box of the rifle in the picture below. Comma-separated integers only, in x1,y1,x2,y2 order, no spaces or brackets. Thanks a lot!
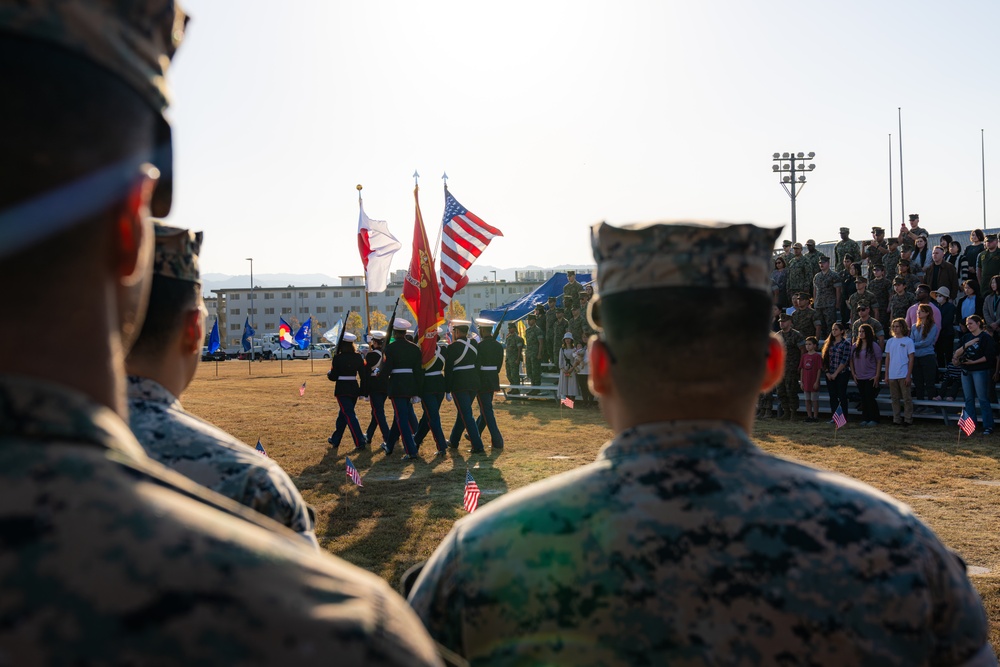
491,304,512,339
372,298,400,375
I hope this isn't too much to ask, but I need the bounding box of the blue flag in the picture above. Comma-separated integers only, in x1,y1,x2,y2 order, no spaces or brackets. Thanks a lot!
242,317,256,352
294,317,312,350
208,319,221,353
254,439,268,457
278,317,294,349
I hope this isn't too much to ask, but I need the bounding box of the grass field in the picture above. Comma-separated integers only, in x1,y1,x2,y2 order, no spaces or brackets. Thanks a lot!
187,359,1000,649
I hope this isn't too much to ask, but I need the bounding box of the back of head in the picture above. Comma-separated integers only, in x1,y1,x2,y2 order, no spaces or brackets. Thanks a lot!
589,221,778,407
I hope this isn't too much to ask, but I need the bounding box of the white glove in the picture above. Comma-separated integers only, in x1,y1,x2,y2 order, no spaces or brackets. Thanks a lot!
445,393,452,402
411,396,421,404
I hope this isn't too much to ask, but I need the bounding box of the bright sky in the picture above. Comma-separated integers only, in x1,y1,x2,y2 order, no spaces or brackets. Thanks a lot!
168,0,1000,278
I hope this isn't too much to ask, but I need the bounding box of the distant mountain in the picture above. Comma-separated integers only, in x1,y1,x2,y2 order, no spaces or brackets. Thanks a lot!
201,265,595,297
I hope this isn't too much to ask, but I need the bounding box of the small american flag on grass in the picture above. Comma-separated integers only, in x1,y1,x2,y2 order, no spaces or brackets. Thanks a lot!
959,410,976,436
346,457,363,487
832,406,846,429
463,470,480,513
560,397,575,409
254,439,268,457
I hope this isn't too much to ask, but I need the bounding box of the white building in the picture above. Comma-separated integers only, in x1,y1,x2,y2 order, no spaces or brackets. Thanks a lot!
211,275,548,347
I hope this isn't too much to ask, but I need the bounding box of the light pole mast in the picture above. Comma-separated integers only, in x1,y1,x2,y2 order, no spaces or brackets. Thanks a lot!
772,151,816,243
246,257,254,361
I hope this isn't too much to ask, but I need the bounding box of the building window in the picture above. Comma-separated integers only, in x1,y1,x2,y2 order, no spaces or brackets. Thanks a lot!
281,307,292,314
282,292,292,299
317,321,326,329
334,291,343,298
298,291,308,299
473,293,481,299
230,324,240,331
333,306,344,313
264,307,274,315
264,293,273,300
316,306,327,313
230,293,240,300
316,291,326,298
299,307,309,314
351,290,361,298
265,322,275,329
231,308,240,315
385,289,394,297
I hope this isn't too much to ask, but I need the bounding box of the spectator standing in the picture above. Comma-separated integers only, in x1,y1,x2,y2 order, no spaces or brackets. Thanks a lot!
910,304,939,402
556,332,578,401
822,322,852,421
905,284,943,344
911,236,933,281
965,229,986,288
883,237,901,280
947,241,971,286
503,321,524,386
863,226,889,279
771,255,790,308
799,336,822,422
889,277,917,322
786,243,812,301
976,233,1000,289
932,286,958,370
955,315,997,435
573,341,594,407
899,213,929,244
839,259,859,323
850,323,883,426
523,313,544,389
791,292,822,339
955,280,985,336
868,265,892,329
896,259,921,293
834,227,861,269
884,319,916,426
850,304,885,346
984,276,1000,343
777,314,806,420
847,275,876,324
927,246,960,301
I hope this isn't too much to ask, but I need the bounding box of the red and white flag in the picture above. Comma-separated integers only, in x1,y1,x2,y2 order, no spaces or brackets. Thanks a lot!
463,469,480,513
439,187,502,311
561,397,575,409
346,456,363,487
299,382,306,397
357,198,401,294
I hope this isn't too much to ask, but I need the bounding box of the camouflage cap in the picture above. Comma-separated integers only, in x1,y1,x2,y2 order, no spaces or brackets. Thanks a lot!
0,1,188,115
589,221,781,298
153,221,201,283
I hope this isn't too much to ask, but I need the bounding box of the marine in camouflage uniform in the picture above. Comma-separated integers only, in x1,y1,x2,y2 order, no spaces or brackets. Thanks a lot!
804,239,823,282
567,305,586,344
900,213,929,244
785,243,813,296
408,220,993,666
790,293,822,339
883,238,902,280
543,297,558,363
863,227,888,279
850,310,885,344
127,223,318,547
549,307,570,360
834,227,862,270
776,315,805,420
522,314,544,387
562,269,584,305
897,259,922,293
868,265,892,327
889,279,919,321
846,276,876,325
812,256,843,339
503,322,524,386
0,4,443,665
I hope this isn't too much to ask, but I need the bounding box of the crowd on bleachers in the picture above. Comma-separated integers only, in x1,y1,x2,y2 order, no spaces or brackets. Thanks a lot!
763,216,1000,431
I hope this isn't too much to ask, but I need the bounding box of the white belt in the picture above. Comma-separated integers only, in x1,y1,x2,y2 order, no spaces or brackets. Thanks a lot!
454,364,475,371
426,371,443,376
481,366,498,371
393,368,414,373
337,376,356,381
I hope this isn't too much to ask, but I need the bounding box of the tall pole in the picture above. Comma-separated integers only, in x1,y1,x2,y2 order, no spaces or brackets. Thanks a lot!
789,157,798,243
898,108,905,230
772,152,815,245
246,257,254,362
888,134,893,227
983,129,988,229
358,184,371,338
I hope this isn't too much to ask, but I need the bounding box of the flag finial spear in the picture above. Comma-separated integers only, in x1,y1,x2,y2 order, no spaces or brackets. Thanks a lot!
413,170,420,187
442,172,448,188
357,183,362,201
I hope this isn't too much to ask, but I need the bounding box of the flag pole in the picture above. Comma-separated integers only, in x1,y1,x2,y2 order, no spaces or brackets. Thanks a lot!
983,129,988,229
359,184,372,338
888,134,893,229
898,107,905,229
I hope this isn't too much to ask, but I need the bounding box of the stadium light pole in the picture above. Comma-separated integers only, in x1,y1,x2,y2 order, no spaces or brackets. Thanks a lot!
772,151,816,243
246,257,254,361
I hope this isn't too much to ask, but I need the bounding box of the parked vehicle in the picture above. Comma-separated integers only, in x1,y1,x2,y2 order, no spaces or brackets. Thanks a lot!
201,347,226,362
292,344,332,360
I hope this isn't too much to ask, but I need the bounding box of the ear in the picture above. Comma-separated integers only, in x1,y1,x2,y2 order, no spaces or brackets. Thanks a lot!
760,334,786,392
589,337,614,397
179,308,205,355
116,171,159,284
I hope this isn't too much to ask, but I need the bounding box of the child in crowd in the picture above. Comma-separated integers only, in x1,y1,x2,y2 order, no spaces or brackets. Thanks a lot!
884,318,915,426
934,362,964,402
799,336,822,422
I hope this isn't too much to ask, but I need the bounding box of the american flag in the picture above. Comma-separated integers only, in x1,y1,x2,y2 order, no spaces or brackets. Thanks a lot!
439,188,503,311
346,456,363,487
832,406,846,429
299,382,306,397
561,397,575,409
254,439,268,457
959,410,976,436
463,470,480,513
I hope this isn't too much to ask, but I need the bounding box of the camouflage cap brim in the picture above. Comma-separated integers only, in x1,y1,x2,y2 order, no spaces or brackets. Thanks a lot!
0,0,188,115
153,221,201,283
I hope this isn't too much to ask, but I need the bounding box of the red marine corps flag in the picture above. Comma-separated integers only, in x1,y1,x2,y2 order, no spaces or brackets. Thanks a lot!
402,177,445,367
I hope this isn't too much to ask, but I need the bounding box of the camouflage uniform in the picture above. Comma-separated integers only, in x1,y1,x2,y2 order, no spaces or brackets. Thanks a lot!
804,249,823,281
549,312,569,360
128,375,318,547
813,268,842,338
864,239,887,278
889,289,918,321
410,220,993,665
409,420,991,665
523,321,544,387
884,246,902,280
847,289,876,324
777,326,805,419
503,330,524,386
562,277,583,305
791,304,821,339
898,270,921,294
868,276,892,325
850,316,886,344
568,311,586,344
544,303,558,363
0,377,443,666
785,254,813,295
834,236,861,269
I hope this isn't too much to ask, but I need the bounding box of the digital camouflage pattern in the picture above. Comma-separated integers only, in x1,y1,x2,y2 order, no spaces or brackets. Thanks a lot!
785,253,813,294
153,221,202,283
127,375,318,548
835,235,861,269
0,375,444,666
562,278,583,304
812,268,842,309
0,0,187,114
791,303,822,339
408,420,992,666
589,221,780,297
